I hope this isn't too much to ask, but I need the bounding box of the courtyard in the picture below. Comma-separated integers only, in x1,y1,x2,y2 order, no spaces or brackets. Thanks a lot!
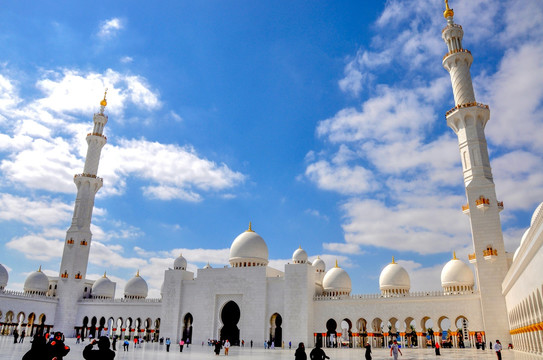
1,336,541,360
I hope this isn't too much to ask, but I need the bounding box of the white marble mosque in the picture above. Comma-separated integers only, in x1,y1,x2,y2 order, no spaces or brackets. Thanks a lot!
0,2,542,357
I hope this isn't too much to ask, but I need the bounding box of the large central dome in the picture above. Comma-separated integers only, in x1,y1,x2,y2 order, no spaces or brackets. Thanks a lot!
229,223,269,267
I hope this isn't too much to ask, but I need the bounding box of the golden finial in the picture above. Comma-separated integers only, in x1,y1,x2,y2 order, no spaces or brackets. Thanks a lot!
299,245,302,249
453,251,457,260
103,271,107,278
335,259,338,268
391,256,396,264
100,88,108,107
38,265,42,272
246,222,254,232
136,269,140,277
443,0,454,18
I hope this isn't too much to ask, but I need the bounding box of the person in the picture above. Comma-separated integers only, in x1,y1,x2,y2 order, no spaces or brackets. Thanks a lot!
47,332,70,360
494,340,502,360
123,339,129,351
289,341,292,349
22,334,48,360
76,334,81,344
224,339,230,355
365,342,372,360
390,339,402,360
264,340,267,349
179,339,184,352
83,336,115,360
310,342,330,360
133,336,138,348
435,340,440,356
214,340,222,355
20,330,26,343
250,340,253,348
165,337,171,352
13,328,19,344
294,342,307,360
112,335,117,351
186,338,190,348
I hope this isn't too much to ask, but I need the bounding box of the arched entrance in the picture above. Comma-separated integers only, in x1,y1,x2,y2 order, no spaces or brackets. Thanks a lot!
183,313,193,344
270,313,282,347
220,301,240,346
326,319,337,348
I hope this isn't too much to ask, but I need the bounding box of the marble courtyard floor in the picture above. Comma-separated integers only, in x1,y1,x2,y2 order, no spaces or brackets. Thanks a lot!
1,337,541,360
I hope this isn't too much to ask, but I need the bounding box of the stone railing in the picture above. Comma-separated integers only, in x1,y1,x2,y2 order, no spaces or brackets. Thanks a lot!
0,289,58,301
74,173,103,181
79,298,162,304
314,290,477,301
86,133,107,140
442,23,462,33
442,48,471,61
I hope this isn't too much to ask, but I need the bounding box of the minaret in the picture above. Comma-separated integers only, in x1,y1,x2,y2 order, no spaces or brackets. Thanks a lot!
53,91,109,334
441,1,510,343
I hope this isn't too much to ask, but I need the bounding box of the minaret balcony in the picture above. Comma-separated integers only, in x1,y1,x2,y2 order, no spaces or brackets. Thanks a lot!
483,248,498,262
442,23,462,33
86,132,107,140
475,196,490,211
445,102,489,117
462,204,470,214
497,201,504,212
74,173,103,181
442,48,471,61
468,253,476,264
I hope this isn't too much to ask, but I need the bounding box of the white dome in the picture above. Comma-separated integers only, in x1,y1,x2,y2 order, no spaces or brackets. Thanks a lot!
322,262,351,295
174,253,187,270
520,228,530,245
124,271,148,299
24,267,49,295
203,262,212,269
229,223,269,267
379,258,410,295
441,255,474,289
0,263,8,289
292,247,308,264
513,247,521,262
530,202,543,226
312,257,326,273
92,273,115,299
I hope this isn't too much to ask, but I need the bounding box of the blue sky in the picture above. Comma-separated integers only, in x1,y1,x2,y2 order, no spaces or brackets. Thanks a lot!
0,0,542,298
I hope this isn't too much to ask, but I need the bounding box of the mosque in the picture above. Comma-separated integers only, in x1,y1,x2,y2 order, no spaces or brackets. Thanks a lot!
0,2,542,356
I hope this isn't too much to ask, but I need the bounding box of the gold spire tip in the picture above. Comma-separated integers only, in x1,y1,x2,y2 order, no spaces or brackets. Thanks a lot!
443,0,454,18
136,269,140,277
103,271,107,278
38,265,42,272
246,221,254,232
453,251,457,260
335,259,338,268
100,88,108,107
391,256,396,264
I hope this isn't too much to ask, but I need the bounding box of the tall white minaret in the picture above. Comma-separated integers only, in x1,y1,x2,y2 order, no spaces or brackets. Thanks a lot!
441,1,511,344
53,91,109,335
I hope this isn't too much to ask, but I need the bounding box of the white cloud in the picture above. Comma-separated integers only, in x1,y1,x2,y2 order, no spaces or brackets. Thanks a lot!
304,209,329,222
0,194,72,226
323,242,362,254
305,160,377,195
6,234,64,261
98,18,123,38
120,56,133,64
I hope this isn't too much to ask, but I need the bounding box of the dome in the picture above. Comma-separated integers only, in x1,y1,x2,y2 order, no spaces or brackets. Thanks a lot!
312,257,326,273
203,262,212,269
322,261,351,295
124,271,148,299
0,263,8,289
530,202,543,226
441,253,474,294
292,246,308,264
379,257,410,296
92,272,115,299
229,223,269,267
520,228,530,245
24,267,49,295
513,246,521,262
174,253,187,270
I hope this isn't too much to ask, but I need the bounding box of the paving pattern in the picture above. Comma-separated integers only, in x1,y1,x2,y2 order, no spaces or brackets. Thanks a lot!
1,336,540,360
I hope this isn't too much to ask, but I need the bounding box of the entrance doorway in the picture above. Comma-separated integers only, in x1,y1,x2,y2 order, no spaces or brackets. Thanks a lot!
270,313,282,347
183,313,193,344
220,301,240,345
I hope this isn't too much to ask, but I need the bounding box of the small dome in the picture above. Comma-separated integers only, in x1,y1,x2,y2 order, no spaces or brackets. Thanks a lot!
441,253,474,294
312,257,325,273
520,229,530,245
229,223,269,267
92,273,115,299
513,246,521,262
292,246,308,264
203,262,212,269
379,257,410,296
24,267,49,295
322,261,351,295
530,202,543,226
124,271,148,299
174,253,187,270
0,263,8,289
